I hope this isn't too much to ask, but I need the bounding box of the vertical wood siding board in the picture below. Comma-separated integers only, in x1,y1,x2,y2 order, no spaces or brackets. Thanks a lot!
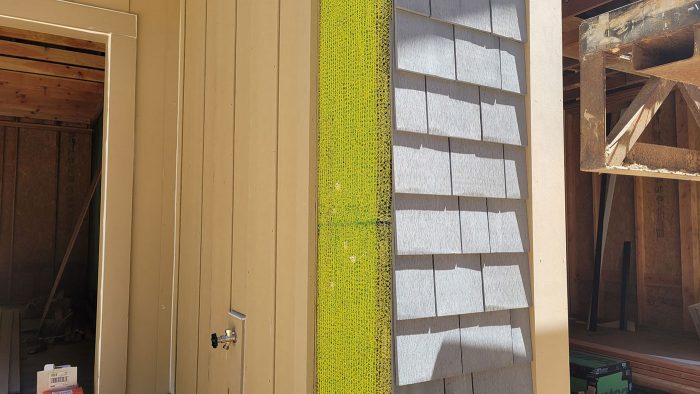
431,0,492,33
434,254,484,316
395,9,456,79
454,27,501,89
458,197,491,253
175,0,207,390
395,255,437,320
480,89,527,146
426,77,481,140
393,131,452,195
199,0,237,392
482,253,531,311
395,316,462,386
472,363,533,394
491,0,527,42
276,0,315,391
230,0,280,391
459,310,513,373
499,38,526,94
450,139,506,198
395,71,429,133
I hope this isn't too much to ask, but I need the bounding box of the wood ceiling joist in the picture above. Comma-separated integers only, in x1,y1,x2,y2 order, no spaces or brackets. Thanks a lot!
0,40,104,69
0,56,104,82
0,26,104,53
0,69,104,102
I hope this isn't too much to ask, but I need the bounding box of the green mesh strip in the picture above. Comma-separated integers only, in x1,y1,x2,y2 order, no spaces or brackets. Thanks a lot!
316,1,393,393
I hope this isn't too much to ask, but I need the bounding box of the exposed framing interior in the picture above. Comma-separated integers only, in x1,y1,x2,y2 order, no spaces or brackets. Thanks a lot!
0,1,137,392
563,0,700,392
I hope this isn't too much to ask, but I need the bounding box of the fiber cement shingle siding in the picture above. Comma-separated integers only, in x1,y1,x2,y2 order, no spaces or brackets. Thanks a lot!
392,1,532,391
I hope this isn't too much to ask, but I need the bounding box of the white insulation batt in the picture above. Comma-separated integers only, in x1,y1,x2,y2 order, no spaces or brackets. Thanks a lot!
392,0,533,392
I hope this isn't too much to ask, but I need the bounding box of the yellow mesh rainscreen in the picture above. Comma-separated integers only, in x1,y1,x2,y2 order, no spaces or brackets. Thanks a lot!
316,1,393,393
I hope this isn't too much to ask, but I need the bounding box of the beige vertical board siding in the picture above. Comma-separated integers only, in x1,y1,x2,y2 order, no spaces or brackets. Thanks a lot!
527,0,570,392
200,0,236,392
275,0,317,393
176,0,207,391
230,0,280,391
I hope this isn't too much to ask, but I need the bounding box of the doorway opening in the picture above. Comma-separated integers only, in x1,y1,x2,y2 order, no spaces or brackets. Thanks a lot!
0,26,105,394
563,2,700,392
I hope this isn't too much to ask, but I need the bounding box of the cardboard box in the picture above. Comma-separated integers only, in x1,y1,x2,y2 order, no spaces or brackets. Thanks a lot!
570,350,632,394
36,365,78,394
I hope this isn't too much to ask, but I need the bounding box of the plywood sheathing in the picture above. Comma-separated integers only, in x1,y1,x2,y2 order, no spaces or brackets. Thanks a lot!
0,119,92,305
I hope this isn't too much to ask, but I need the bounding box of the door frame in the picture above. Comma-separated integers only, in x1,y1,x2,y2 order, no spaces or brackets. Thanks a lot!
0,1,137,392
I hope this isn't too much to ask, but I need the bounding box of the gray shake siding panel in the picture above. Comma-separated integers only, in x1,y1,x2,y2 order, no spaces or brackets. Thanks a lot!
427,77,482,140
392,0,532,390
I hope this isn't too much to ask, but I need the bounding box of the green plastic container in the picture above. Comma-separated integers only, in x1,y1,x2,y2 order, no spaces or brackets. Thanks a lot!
570,350,632,394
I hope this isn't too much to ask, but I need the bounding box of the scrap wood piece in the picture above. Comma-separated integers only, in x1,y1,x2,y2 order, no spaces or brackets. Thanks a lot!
0,309,12,393
606,78,676,166
570,338,700,376
38,167,101,336
9,310,19,393
635,373,700,393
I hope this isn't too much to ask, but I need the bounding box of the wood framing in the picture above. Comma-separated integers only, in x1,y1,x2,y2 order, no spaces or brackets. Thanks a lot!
579,0,700,181
0,2,137,393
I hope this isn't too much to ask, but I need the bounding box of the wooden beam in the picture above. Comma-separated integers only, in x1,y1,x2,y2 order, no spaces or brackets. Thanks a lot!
0,69,103,101
580,0,700,56
580,51,607,170
0,69,103,123
634,177,648,325
0,120,91,134
0,40,104,69
625,143,700,174
0,25,105,52
676,90,700,332
562,0,618,18
0,55,104,82
606,78,676,166
679,83,700,128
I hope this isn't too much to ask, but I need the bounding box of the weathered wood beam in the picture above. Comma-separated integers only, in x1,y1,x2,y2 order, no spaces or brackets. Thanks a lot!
0,120,92,134
625,143,700,174
580,51,607,170
0,40,104,69
679,83,700,128
562,0,618,18
0,26,104,52
606,78,676,166
580,0,700,56
0,56,104,82
676,91,700,331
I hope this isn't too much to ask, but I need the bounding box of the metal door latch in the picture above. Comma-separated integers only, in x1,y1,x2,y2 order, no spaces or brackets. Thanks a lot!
211,328,237,350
